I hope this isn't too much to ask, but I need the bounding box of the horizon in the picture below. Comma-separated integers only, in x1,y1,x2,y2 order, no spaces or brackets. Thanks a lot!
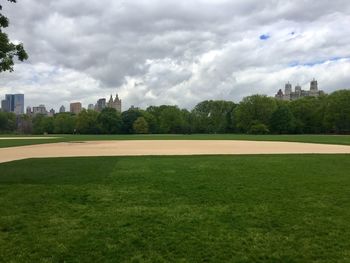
1,78,330,112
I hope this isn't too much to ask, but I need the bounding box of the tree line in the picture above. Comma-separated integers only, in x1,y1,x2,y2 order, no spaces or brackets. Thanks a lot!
1,90,349,135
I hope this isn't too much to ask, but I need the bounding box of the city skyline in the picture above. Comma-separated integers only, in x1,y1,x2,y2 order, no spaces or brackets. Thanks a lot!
0,0,349,110
0,92,122,115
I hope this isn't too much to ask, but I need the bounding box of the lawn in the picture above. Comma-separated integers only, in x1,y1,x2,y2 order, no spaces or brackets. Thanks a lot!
1,155,350,262
0,134,350,148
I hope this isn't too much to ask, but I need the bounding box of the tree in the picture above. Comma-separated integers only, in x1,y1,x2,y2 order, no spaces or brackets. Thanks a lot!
289,96,327,134
248,122,269,134
76,109,100,134
0,0,28,72
158,106,186,134
32,115,54,134
133,117,149,134
121,107,143,134
324,90,350,133
192,100,236,133
98,107,122,134
235,95,277,133
270,104,295,134
53,113,76,134
0,111,16,132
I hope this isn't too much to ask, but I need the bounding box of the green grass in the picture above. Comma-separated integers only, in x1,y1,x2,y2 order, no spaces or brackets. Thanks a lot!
0,134,350,148
1,155,350,262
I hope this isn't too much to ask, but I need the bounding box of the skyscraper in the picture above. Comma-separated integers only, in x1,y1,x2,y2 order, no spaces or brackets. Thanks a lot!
88,104,95,110
1,94,24,114
95,98,106,112
70,102,82,115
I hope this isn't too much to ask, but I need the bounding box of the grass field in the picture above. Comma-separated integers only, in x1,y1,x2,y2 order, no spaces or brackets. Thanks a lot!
0,134,350,148
1,155,350,262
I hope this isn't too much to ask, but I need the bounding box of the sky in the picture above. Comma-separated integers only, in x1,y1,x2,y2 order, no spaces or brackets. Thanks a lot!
1,0,350,111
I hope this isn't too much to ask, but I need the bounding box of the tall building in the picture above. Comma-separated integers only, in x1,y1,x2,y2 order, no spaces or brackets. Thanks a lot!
33,105,47,115
59,105,66,113
1,99,8,112
1,94,24,114
95,98,106,112
88,104,94,110
107,94,122,112
70,102,82,115
275,79,325,101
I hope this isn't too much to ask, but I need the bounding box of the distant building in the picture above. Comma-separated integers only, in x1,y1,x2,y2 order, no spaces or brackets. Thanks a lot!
48,108,55,117
107,94,122,112
59,105,66,113
26,106,32,115
88,104,95,110
1,94,24,114
95,98,106,112
275,79,325,101
70,102,82,115
33,105,47,115
1,99,8,112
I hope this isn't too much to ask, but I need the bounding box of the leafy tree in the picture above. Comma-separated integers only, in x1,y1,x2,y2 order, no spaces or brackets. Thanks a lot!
98,107,122,134
133,117,149,134
0,0,28,72
0,111,16,132
289,96,327,134
76,109,100,134
270,104,295,134
140,110,157,134
53,113,76,134
121,107,143,134
324,90,350,133
192,100,236,133
248,122,269,134
32,115,54,134
235,95,277,133
158,106,186,134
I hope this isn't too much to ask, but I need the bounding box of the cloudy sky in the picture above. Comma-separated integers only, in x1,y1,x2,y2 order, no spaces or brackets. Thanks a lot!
1,0,350,111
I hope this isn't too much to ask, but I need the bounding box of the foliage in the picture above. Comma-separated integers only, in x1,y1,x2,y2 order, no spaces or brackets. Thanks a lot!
132,117,149,134
1,155,350,262
76,109,100,134
121,108,143,134
0,0,28,72
158,106,187,134
235,95,277,133
270,103,295,134
324,90,350,133
0,111,15,132
289,96,327,134
248,122,269,134
98,108,122,134
192,100,236,133
53,113,76,134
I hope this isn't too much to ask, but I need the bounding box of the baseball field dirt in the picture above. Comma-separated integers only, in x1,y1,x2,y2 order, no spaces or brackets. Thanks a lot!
0,140,350,163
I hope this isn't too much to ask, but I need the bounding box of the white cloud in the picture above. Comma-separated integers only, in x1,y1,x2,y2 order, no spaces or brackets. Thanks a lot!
1,0,350,111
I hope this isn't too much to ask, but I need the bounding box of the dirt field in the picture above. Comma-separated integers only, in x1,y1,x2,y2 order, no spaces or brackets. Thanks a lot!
0,140,350,163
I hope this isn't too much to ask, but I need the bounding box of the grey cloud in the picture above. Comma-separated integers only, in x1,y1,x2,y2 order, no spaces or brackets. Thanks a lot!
1,0,350,110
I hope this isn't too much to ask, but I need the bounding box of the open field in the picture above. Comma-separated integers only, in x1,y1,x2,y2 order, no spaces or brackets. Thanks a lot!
1,140,350,163
1,155,350,262
0,134,350,148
